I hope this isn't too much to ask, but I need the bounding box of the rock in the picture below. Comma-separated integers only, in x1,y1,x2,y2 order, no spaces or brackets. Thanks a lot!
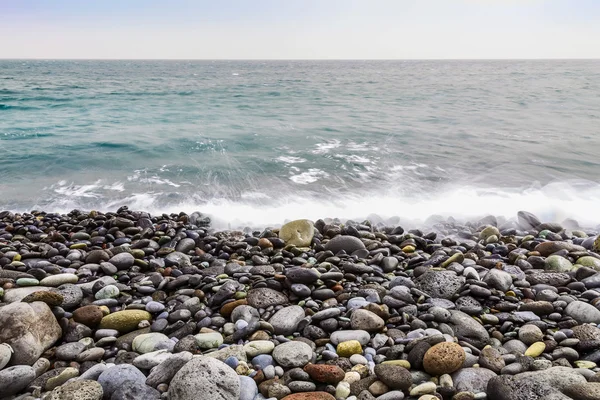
448,310,490,349
246,288,288,309
330,330,371,345
535,241,583,257
281,393,336,400
546,255,574,272
565,301,600,324
146,352,193,387
99,310,152,333
524,342,546,357
415,270,465,299
350,309,385,332
0,343,13,370
422,342,465,375
39,273,78,286
0,301,62,365
168,356,240,400
1,286,54,303
374,363,413,390
452,367,497,393
483,269,513,292
98,364,147,399
108,252,135,270
304,363,345,384
48,379,103,400
337,340,363,357
239,375,258,400
0,365,36,397
132,333,170,353
324,235,366,255
279,219,315,247
194,332,224,349
272,341,313,368
518,324,544,345
73,305,105,328
21,290,64,306
244,340,275,357
487,366,586,400
204,344,247,362
563,382,600,400
480,226,501,241
410,381,437,396
269,305,305,335
478,347,505,373
110,380,161,400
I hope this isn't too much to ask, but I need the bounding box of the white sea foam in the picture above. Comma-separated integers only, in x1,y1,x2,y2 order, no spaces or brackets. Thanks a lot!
276,156,307,164
312,140,341,154
289,169,329,184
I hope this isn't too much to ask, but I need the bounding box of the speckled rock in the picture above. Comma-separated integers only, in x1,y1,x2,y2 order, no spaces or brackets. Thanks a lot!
48,379,103,400
422,342,465,375
99,310,152,333
168,356,240,400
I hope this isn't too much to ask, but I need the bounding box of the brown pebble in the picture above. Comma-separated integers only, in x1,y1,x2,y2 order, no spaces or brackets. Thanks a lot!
423,342,466,376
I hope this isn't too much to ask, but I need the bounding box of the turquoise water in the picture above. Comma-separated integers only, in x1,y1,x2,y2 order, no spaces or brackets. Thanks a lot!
1,60,600,227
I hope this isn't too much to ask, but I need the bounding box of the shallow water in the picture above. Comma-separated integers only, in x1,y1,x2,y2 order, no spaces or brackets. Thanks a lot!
1,60,599,228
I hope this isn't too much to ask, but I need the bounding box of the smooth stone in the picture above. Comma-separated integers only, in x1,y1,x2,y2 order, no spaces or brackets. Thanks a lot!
279,219,315,247
239,375,259,400
132,333,170,354
194,332,224,349
39,273,78,287
337,340,363,357
99,310,152,333
244,340,275,357
0,365,36,397
330,330,371,345
324,235,366,254
269,305,305,335
546,255,574,272
350,309,385,332
98,364,147,398
565,301,600,324
145,351,193,387
0,343,12,370
272,341,313,368
108,252,135,270
448,310,490,349
95,285,120,300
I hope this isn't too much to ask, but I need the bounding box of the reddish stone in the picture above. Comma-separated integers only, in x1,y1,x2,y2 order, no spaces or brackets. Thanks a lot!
72,305,104,328
282,393,336,400
220,299,247,317
303,363,345,384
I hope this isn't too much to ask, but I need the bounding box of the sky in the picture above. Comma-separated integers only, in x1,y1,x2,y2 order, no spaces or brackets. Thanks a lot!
0,0,599,59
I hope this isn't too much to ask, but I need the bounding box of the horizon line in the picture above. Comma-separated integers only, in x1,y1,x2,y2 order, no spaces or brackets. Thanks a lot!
1,58,600,61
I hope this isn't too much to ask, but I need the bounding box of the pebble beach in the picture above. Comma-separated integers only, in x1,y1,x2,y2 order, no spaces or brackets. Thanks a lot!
2,208,600,400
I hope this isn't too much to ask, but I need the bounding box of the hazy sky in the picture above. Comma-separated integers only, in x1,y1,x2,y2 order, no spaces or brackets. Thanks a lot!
1,0,599,59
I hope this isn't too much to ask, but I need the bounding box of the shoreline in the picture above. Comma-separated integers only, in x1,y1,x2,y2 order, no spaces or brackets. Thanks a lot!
1,208,600,399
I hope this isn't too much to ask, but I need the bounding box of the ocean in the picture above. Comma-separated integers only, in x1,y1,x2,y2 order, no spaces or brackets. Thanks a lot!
1,60,599,228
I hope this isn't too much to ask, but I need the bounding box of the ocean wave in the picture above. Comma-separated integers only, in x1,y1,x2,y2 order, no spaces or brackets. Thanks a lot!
18,180,600,231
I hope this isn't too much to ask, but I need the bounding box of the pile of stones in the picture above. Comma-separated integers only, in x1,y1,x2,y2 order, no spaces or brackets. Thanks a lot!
1,208,600,400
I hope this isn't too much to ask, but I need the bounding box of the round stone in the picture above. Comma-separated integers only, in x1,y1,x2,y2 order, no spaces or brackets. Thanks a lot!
272,341,313,368
336,340,363,357
279,220,315,247
423,342,466,375
168,356,240,400
73,305,104,328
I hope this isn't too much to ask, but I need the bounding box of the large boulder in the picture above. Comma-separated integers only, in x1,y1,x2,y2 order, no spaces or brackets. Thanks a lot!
168,356,240,400
0,301,62,366
487,366,586,400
